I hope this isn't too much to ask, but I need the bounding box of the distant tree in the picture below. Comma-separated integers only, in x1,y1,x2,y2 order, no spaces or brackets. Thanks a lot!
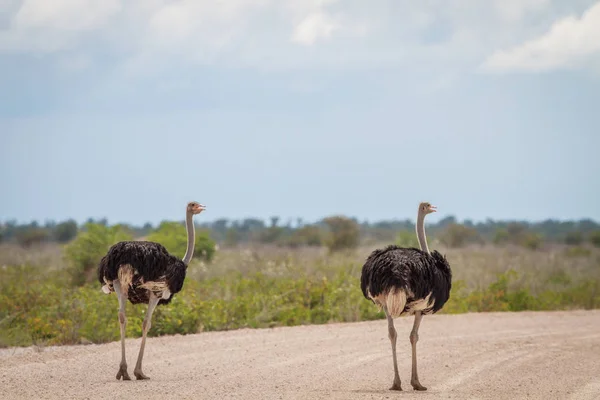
287,225,323,248
495,223,544,250
225,228,240,247
439,223,480,248
519,232,542,250
2,220,17,241
564,231,584,246
270,216,280,228
211,219,229,242
323,216,359,252
506,222,527,238
589,231,600,248
259,226,283,244
53,219,78,243
15,228,50,247
140,222,154,236
437,216,457,229
238,218,266,236
493,228,510,245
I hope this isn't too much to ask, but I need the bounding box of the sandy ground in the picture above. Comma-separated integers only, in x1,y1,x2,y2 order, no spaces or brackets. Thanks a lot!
1,310,600,400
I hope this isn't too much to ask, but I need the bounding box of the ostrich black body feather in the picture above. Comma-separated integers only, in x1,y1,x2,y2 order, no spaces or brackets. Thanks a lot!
98,241,187,305
360,245,452,315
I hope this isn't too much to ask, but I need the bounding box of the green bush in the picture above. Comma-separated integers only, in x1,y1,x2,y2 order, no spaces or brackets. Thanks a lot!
493,228,509,245
15,228,50,247
53,220,78,243
64,223,133,286
286,225,324,248
2,242,600,349
589,231,600,248
3,262,599,348
322,216,359,252
520,233,542,250
441,269,600,314
439,223,480,248
147,221,216,262
564,231,584,246
395,230,419,248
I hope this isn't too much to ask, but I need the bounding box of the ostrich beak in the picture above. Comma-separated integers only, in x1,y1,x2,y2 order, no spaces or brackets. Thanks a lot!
430,205,437,212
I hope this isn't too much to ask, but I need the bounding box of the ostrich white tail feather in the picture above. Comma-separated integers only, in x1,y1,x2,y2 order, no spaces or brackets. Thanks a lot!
385,289,408,318
117,264,135,291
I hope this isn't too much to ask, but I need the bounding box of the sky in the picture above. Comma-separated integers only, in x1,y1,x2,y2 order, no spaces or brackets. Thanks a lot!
1,0,600,226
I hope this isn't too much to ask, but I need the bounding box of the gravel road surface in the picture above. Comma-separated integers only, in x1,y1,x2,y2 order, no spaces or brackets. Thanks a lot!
1,310,599,400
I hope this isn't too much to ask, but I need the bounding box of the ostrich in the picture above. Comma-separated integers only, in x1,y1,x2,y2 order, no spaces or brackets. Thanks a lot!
98,201,206,381
360,202,452,391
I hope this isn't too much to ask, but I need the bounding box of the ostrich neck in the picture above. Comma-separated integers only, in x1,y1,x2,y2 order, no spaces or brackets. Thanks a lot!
182,212,195,265
416,213,430,255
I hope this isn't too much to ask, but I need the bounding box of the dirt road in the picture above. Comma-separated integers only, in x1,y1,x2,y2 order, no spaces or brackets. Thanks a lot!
1,310,600,400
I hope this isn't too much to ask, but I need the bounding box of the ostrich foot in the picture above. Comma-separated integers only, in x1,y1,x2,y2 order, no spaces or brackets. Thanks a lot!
116,364,131,381
411,380,427,391
389,379,403,391
134,369,150,380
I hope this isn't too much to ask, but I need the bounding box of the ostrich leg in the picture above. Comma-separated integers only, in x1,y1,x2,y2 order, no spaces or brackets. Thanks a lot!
383,305,402,391
133,293,160,380
113,281,131,381
410,311,427,391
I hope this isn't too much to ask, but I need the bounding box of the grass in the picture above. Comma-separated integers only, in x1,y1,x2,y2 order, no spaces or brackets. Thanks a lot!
1,242,599,348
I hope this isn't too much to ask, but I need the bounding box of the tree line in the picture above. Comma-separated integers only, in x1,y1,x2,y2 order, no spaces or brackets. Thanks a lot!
1,215,600,250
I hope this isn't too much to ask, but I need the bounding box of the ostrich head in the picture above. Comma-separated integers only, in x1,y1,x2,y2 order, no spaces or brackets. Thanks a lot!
418,202,437,216
187,201,206,215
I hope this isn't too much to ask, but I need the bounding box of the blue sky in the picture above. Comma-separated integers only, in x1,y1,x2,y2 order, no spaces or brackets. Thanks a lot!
1,0,600,225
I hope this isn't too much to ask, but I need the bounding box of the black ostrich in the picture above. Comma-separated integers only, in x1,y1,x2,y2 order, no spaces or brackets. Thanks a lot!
98,201,206,381
360,202,452,391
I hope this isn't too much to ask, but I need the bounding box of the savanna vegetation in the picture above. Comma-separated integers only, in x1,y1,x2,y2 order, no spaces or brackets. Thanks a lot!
1,214,599,348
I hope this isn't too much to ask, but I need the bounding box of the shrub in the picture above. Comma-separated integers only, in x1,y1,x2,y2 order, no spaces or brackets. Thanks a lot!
64,223,133,286
1,248,600,348
286,225,324,248
493,228,509,245
396,230,419,248
589,231,600,248
439,223,480,248
146,221,216,262
322,216,359,252
520,233,542,250
564,231,584,246
53,220,78,243
15,228,50,247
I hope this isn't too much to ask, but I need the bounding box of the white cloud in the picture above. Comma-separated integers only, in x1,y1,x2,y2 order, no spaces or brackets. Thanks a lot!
291,12,339,46
493,0,550,22
0,0,121,53
13,0,121,31
288,0,343,46
0,0,598,78
482,1,600,72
